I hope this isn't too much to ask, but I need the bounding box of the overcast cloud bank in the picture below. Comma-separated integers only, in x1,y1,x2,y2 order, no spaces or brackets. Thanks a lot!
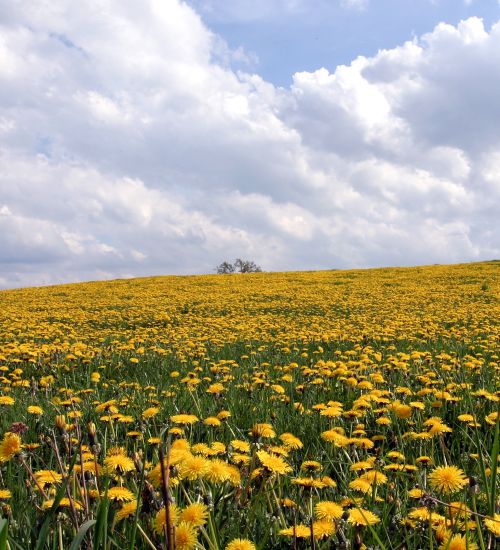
0,1,499,288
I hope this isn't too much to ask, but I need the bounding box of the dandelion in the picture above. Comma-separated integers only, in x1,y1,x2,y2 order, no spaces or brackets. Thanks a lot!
348,508,380,526
34,470,63,487
484,514,500,536
105,487,135,502
175,522,198,550
0,433,22,462
256,451,292,475
315,501,343,520
225,539,257,550
171,414,199,425
279,525,311,538
428,466,468,494
104,453,135,475
154,505,180,534
180,502,209,526
250,423,275,439
438,534,477,550
116,500,137,522
42,498,83,511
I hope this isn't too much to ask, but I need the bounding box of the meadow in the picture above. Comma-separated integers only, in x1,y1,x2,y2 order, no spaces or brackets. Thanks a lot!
0,261,499,549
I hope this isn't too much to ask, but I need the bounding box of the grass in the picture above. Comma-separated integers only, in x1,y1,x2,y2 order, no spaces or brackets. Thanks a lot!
0,261,498,548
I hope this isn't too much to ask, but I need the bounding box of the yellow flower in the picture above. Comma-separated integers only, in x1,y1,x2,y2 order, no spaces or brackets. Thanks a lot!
142,407,159,419
35,470,63,487
179,456,210,481
116,500,137,522
204,417,222,427
484,514,500,536
428,466,468,494
301,460,322,472
43,497,83,511
104,452,135,474
171,414,199,425
279,433,303,449
279,525,311,538
0,489,12,499
180,502,209,526
312,519,336,540
256,450,292,475
105,487,135,502
347,508,380,526
27,405,43,415
175,522,198,550
250,423,275,439
0,433,22,462
204,459,231,484
315,501,343,520
231,440,250,453
225,539,257,550
0,396,15,406
438,534,477,550
153,505,180,534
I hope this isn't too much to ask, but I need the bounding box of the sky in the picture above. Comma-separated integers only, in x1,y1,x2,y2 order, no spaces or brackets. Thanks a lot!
0,0,499,288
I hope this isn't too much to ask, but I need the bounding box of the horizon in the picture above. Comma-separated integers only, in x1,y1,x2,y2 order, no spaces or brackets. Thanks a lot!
1,258,498,292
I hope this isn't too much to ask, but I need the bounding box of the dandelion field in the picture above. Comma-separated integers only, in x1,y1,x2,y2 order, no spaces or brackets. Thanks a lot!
0,262,499,550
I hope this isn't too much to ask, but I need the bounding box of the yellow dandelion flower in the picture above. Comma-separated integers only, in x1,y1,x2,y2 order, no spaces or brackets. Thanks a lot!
179,456,210,481
438,534,477,550
142,407,159,419
225,539,257,550
256,450,292,475
312,519,336,539
301,460,322,472
484,514,500,536
315,501,343,520
428,466,468,494
104,453,135,475
35,470,63,487
250,423,275,439
171,414,199,425
180,502,209,526
116,500,138,522
279,433,303,449
0,396,15,406
42,497,83,511
204,459,231,484
231,440,250,453
175,521,198,550
153,504,180,534
27,406,43,415
105,487,135,502
0,433,22,462
204,417,222,427
348,508,380,526
279,524,311,538
0,489,12,499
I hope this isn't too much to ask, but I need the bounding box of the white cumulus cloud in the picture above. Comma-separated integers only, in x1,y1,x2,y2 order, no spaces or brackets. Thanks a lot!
0,2,499,288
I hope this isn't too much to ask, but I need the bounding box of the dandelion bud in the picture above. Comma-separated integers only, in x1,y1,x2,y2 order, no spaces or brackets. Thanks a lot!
87,422,97,447
55,415,67,432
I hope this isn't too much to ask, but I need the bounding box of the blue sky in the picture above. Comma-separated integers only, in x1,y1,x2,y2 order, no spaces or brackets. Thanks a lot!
0,1,499,288
189,0,500,86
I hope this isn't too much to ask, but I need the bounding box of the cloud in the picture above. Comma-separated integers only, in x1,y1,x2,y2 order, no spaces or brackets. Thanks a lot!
0,3,499,288
340,0,369,10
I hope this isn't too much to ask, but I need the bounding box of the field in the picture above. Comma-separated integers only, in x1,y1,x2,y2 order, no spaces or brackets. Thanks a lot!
0,261,499,549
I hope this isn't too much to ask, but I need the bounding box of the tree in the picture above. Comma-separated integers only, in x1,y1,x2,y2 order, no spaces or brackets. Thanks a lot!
234,258,262,273
215,259,262,274
216,261,235,274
